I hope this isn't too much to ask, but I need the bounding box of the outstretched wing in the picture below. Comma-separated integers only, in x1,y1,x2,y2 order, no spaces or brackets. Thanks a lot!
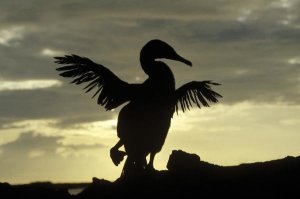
54,54,139,110
175,81,222,113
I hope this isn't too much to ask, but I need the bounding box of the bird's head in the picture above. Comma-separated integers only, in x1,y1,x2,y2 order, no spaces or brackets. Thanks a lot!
140,39,192,67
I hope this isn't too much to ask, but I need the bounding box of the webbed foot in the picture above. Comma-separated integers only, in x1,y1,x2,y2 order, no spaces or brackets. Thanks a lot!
110,148,126,166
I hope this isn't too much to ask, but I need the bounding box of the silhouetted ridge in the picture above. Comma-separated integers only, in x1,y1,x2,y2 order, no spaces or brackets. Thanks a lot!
2,151,299,198
80,151,300,198
73,151,300,198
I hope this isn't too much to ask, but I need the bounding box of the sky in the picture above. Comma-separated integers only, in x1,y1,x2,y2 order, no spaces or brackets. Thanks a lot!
0,0,299,184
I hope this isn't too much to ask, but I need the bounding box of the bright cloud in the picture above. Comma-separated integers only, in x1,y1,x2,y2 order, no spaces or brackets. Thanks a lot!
0,79,62,91
271,0,294,9
288,57,300,65
0,26,25,46
1,118,117,149
237,9,252,22
41,48,65,57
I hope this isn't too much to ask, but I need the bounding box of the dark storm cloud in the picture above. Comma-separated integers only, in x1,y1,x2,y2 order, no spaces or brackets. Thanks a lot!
0,86,114,128
0,0,299,129
168,21,300,105
0,0,239,24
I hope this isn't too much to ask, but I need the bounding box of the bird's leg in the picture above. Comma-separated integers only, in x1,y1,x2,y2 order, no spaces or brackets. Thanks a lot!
112,140,123,150
135,157,147,171
110,140,126,166
124,157,147,177
146,152,156,171
121,156,134,177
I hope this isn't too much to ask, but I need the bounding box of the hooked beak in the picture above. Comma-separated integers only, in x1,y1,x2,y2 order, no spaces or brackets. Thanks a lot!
171,54,192,67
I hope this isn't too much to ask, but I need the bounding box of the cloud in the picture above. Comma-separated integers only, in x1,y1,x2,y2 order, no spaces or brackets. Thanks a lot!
0,131,106,158
0,0,299,130
288,56,300,65
41,48,65,57
0,131,62,157
0,131,116,183
0,79,62,91
0,0,247,24
0,26,25,46
0,86,115,128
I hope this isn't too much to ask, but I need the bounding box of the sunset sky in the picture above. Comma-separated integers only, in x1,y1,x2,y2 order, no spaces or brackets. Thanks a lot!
0,0,300,184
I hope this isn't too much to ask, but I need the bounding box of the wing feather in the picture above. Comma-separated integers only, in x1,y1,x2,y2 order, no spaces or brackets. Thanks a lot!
54,54,139,110
175,81,222,113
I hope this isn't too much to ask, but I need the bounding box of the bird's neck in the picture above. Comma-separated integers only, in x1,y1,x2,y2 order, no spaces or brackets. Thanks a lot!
140,55,156,75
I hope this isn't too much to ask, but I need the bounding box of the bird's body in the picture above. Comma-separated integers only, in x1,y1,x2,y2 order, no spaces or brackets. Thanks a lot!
54,39,222,176
118,62,175,166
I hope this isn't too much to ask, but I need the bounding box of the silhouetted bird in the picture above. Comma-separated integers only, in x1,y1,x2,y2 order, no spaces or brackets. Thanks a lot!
54,39,222,176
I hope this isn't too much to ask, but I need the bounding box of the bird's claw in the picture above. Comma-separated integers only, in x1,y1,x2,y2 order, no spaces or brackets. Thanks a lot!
110,148,126,166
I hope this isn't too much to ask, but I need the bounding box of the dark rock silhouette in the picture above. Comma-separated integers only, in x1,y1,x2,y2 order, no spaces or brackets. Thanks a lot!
54,40,222,176
77,151,300,198
167,150,201,172
0,182,71,199
1,151,300,198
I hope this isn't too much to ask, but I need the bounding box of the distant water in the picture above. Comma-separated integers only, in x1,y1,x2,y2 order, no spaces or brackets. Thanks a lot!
68,188,84,195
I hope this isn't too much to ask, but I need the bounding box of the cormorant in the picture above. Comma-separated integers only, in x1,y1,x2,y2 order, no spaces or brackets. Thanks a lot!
54,39,222,176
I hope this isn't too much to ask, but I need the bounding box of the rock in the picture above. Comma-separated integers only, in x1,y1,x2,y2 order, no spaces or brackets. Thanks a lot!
167,150,200,173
